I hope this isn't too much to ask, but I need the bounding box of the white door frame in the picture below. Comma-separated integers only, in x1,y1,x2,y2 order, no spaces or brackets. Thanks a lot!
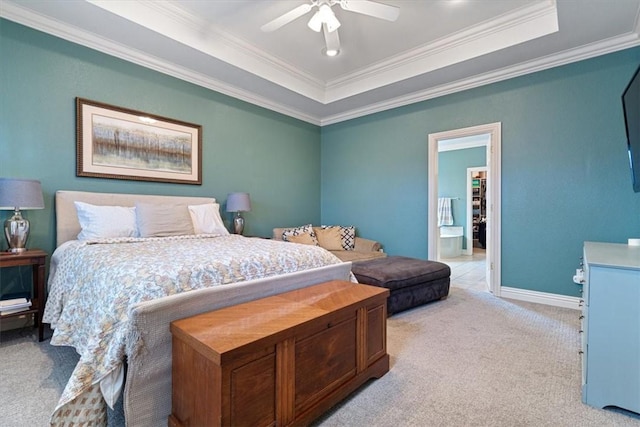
428,122,502,296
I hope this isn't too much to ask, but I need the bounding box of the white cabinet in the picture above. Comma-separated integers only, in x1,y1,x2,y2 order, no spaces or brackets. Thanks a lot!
581,242,640,413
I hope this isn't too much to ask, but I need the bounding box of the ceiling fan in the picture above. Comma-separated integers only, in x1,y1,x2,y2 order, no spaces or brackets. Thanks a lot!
261,0,400,57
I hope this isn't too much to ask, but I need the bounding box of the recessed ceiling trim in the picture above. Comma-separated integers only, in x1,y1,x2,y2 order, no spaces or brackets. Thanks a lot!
321,32,640,126
0,1,323,125
87,0,328,102
329,0,558,86
80,0,560,105
323,0,559,103
3,1,639,127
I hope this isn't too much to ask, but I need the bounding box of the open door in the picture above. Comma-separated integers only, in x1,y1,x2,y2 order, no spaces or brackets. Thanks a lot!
428,123,501,295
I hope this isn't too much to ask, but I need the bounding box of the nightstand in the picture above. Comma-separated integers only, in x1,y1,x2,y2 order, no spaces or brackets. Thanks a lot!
0,249,47,341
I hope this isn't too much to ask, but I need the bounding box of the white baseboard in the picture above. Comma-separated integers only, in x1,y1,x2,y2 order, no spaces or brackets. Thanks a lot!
499,286,582,310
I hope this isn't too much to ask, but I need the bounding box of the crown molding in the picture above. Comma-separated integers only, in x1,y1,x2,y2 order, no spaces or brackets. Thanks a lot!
320,32,640,126
16,0,558,105
2,1,639,127
86,0,327,101
104,0,557,105
324,0,559,103
0,1,324,125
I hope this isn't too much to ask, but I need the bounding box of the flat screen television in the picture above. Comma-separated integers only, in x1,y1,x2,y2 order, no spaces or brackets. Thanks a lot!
622,65,640,193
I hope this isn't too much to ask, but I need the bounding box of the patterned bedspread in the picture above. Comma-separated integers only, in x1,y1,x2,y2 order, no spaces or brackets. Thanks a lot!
43,234,343,425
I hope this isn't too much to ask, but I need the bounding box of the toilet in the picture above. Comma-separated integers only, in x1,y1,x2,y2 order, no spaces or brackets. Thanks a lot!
439,226,463,258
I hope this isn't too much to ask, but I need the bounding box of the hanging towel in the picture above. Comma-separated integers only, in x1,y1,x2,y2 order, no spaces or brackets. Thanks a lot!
438,197,454,226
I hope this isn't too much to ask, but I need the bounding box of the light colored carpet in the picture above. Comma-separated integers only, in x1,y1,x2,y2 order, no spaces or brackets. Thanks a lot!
1,287,639,426
313,288,640,426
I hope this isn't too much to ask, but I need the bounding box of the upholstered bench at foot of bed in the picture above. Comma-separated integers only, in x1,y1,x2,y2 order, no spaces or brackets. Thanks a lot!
351,256,451,315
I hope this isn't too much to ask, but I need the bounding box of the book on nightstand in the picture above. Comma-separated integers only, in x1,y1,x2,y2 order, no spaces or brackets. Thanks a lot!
0,295,32,315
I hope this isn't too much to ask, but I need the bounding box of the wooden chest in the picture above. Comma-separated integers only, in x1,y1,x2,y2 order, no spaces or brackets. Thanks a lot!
169,280,390,427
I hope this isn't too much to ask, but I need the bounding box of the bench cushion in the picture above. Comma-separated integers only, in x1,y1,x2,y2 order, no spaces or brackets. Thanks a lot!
351,256,450,314
351,256,450,291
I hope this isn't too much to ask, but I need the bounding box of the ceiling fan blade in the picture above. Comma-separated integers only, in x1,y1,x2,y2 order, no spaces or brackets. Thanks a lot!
261,3,313,32
323,24,341,56
338,0,399,22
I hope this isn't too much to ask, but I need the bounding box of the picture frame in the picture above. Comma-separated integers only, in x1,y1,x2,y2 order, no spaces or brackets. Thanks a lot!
76,98,202,185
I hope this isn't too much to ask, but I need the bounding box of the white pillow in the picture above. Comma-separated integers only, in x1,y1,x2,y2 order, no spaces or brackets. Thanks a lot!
74,201,138,240
188,203,229,235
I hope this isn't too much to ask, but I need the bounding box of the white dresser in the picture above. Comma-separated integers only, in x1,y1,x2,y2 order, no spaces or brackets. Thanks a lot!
581,241,640,413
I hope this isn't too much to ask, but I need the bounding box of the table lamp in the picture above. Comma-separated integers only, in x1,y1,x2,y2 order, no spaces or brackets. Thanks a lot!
226,192,251,235
0,178,45,253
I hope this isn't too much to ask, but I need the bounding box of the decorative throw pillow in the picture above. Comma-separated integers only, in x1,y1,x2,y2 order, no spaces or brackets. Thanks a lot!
135,203,194,237
282,224,318,245
74,201,138,240
315,227,343,251
287,232,318,246
320,225,356,250
188,203,229,235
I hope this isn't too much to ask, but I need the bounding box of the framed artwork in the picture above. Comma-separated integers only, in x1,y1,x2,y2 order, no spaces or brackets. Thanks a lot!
76,98,202,184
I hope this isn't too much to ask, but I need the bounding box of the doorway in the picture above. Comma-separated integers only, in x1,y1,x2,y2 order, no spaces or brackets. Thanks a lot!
428,123,502,296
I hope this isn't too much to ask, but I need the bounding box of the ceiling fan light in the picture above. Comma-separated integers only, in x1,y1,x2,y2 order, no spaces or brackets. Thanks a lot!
307,11,323,32
324,48,340,57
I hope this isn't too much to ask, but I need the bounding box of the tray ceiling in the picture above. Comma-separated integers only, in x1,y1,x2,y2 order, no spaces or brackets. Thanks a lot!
2,0,640,125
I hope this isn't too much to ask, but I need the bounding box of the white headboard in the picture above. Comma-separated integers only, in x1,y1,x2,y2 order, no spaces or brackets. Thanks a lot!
55,190,216,247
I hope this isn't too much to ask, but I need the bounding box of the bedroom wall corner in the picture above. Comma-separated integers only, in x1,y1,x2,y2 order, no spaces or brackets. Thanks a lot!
0,18,323,298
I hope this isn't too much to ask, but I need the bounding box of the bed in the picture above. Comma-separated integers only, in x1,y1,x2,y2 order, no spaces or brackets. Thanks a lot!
43,190,353,426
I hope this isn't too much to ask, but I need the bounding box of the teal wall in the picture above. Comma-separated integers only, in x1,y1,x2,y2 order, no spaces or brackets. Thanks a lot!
0,20,321,295
321,47,640,297
439,147,487,248
2,19,640,299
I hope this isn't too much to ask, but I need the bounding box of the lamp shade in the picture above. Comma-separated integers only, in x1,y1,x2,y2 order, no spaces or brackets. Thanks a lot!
0,178,44,210
226,192,251,212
